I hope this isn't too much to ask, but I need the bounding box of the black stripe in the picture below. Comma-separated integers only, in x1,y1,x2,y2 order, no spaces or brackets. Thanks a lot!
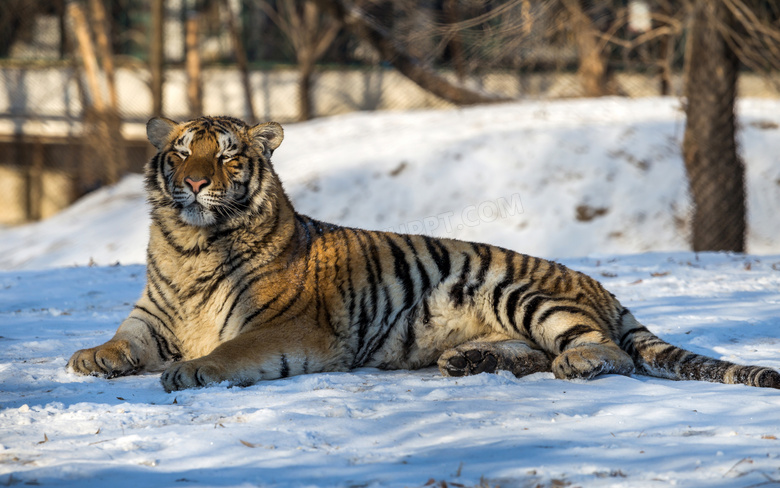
351,231,378,360
526,256,542,279
365,233,392,326
653,344,679,364
450,253,472,307
340,228,358,329
421,300,431,325
404,236,432,292
261,268,311,325
353,298,372,367
312,223,328,329
492,252,516,327
146,258,182,313
379,290,394,333
216,266,278,317
421,235,451,279
518,254,530,277
465,244,492,299
386,235,416,309
155,219,201,257
236,292,285,334
219,268,284,339
144,322,181,362
401,310,417,359
146,254,181,295
536,305,602,329
133,305,171,333
358,314,399,366
142,322,167,362
207,219,244,245
521,294,548,335
537,261,559,289
279,355,290,378
505,283,532,333
619,326,648,349
474,244,492,283
353,230,379,314
145,285,176,326
555,323,597,352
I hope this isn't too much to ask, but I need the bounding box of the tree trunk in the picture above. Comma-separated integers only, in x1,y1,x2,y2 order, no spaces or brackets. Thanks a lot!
298,60,314,121
186,13,203,118
220,0,256,122
56,0,67,59
69,1,123,186
658,33,673,95
89,0,118,109
443,0,466,82
682,0,745,252
578,44,609,97
88,0,125,181
562,0,612,97
150,0,164,117
69,2,104,112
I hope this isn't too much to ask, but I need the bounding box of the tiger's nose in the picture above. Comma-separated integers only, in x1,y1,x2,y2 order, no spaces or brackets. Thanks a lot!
184,176,211,194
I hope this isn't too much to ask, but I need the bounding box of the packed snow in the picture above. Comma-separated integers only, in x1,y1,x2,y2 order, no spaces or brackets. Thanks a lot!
1,98,780,487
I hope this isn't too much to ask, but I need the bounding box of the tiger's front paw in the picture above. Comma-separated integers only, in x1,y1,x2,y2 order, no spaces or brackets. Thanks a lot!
161,359,227,392
68,340,140,379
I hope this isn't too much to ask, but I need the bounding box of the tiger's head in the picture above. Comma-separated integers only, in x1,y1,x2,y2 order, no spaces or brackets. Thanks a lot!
145,116,284,227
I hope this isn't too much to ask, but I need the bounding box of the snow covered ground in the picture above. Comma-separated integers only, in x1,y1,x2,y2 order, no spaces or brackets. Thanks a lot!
1,98,780,487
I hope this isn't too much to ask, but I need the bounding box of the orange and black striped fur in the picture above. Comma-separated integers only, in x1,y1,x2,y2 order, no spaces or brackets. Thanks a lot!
68,116,780,392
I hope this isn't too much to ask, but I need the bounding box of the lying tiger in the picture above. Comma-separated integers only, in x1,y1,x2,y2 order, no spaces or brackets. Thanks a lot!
68,115,780,392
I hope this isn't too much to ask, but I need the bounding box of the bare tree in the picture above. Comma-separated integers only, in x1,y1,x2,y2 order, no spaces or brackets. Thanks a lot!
185,11,203,118
261,0,341,121
682,0,743,252
68,0,125,186
681,0,780,252
318,0,509,106
150,0,165,118
443,0,466,82
560,0,618,96
88,0,118,110
220,0,256,122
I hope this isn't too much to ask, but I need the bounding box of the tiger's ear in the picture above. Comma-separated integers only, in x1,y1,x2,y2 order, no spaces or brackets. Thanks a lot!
146,117,179,151
248,122,284,154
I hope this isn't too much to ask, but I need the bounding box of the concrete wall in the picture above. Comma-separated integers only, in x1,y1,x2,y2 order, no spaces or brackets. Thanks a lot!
0,166,73,225
3,66,780,138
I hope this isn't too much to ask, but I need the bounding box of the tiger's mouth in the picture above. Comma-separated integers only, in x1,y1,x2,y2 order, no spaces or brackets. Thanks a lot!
179,200,217,227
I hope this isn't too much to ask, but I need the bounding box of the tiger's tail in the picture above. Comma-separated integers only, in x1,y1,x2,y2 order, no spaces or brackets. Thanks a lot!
617,310,780,389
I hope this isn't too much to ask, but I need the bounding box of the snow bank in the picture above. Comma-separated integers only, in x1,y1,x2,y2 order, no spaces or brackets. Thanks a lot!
1,97,779,270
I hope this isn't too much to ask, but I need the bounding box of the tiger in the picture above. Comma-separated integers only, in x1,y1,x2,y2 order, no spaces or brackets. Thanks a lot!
67,115,780,393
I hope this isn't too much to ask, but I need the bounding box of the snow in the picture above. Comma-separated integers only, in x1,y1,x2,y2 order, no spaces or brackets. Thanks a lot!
2,97,780,269
1,97,780,487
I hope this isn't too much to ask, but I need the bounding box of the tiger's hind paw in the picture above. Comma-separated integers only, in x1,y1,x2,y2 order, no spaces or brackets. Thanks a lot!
438,340,551,378
551,345,634,380
439,347,499,377
160,359,229,392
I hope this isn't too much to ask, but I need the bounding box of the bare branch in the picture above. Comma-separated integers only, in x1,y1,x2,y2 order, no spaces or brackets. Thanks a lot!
318,0,510,105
